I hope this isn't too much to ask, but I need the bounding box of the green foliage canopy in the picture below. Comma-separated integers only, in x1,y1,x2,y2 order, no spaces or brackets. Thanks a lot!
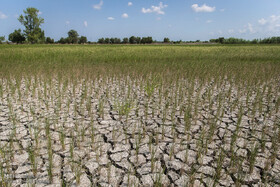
0,36,5,44
46,37,54,44
79,36,88,44
67,30,79,44
8,29,26,44
18,7,45,44
163,38,170,43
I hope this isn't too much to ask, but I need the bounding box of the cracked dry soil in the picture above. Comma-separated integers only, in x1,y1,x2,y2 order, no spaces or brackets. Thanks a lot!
0,77,279,186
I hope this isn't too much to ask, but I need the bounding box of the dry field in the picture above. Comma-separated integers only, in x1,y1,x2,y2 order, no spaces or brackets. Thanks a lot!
0,45,279,186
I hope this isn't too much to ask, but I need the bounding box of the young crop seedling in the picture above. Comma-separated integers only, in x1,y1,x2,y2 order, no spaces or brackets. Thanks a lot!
59,125,66,151
74,161,82,185
28,144,38,177
98,98,105,119
213,149,225,186
248,142,259,174
45,119,53,183
0,44,279,186
115,99,134,122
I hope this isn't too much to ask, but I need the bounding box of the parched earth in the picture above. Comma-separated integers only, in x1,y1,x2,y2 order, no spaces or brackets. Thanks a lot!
0,77,279,186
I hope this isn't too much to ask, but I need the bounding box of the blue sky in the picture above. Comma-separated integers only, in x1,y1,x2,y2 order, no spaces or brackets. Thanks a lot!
1,0,280,41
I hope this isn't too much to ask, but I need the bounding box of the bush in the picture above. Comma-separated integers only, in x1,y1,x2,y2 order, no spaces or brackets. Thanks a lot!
8,29,26,44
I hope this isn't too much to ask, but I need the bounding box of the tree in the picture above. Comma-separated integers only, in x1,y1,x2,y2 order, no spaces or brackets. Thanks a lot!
46,37,54,44
209,39,219,43
104,38,110,44
122,37,129,44
0,36,5,44
108,37,121,44
129,36,136,44
98,38,105,44
141,37,153,44
18,7,44,44
79,36,87,44
58,37,67,44
114,38,121,44
9,29,26,43
251,39,259,44
67,30,79,44
218,37,225,44
136,37,141,44
110,38,115,44
163,38,170,43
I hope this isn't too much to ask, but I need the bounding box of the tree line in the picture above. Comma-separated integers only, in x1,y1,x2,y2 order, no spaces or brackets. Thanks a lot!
209,37,280,44
0,7,88,44
97,36,153,44
1,7,280,45
0,7,162,45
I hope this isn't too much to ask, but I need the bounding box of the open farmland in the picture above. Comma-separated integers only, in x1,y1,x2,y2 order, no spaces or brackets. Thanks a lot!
0,45,280,186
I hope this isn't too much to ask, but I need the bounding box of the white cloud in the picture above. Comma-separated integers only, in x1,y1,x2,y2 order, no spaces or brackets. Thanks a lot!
0,11,8,19
128,2,133,6
191,4,215,13
238,23,255,34
260,15,280,32
206,20,213,23
259,15,280,26
66,21,70,25
270,15,280,23
258,18,267,25
142,2,168,15
156,17,161,21
38,11,42,15
93,0,103,10
107,17,115,20
84,21,88,27
220,9,225,12
248,23,255,33
122,13,128,18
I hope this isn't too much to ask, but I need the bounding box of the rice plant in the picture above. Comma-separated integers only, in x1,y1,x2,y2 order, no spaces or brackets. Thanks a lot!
0,44,279,186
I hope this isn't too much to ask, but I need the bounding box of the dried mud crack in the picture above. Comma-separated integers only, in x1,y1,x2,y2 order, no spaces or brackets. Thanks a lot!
0,77,279,187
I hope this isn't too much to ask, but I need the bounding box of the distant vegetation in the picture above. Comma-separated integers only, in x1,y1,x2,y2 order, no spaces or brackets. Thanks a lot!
0,36,5,44
8,29,26,44
97,36,153,44
1,18,280,186
1,7,280,45
57,30,87,44
210,37,280,44
18,7,45,44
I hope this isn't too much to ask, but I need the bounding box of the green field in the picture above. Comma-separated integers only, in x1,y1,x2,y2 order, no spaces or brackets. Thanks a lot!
0,45,279,186
0,44,279,81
